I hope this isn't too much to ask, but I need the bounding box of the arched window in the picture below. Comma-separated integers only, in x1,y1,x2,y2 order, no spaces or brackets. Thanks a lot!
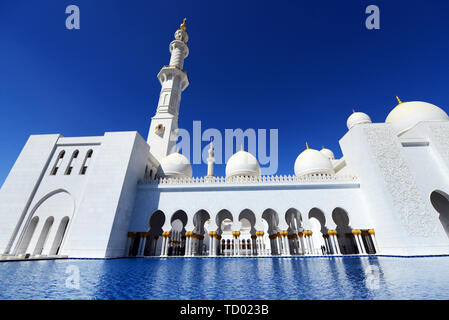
17,216,39,254
65,150,79,175
50,150,65,175
33,217,54,255
80,149,93,175
430,190,449,239
49,217,70,255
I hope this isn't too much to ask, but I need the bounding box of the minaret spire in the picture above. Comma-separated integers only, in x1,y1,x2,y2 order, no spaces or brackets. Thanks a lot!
206,138,215,177
147,19,190,162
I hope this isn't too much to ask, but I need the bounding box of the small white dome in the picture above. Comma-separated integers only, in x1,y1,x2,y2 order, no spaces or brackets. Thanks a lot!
226,150,261,178
294,148,335,177
347,111,372,130
159,152,192,178
386,100,449,135
320,148,335,160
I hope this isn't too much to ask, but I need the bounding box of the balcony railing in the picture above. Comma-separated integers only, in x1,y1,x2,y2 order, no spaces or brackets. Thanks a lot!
138,173,358,186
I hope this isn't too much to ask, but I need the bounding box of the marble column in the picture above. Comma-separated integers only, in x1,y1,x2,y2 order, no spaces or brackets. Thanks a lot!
352,229,363,254
140,232,148,256
298,232,305,255
126,232,135,256
309,231,315,255
184,232,191,256
329,230,340,255
368,229,378,253
280,231,290,255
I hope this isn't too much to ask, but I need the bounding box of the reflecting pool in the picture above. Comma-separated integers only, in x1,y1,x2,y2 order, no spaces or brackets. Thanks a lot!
0,256,448,299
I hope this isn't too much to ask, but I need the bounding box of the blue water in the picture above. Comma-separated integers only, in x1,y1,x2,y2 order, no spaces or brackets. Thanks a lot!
0,256,448,300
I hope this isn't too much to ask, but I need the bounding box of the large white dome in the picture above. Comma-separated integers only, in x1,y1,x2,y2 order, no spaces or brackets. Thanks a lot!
294,148,335,177
320,147,335,160
159,152,192,178
386,100,449,135
226,150,261,178
347,111,372,130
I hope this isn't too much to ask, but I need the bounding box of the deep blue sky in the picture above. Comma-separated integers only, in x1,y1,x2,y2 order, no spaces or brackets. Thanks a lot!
1,0,449,182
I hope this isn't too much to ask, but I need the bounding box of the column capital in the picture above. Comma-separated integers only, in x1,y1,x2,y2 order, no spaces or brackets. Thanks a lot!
352,229,362,236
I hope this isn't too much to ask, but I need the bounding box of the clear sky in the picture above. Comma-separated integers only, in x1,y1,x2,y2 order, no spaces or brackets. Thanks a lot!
1,0,449,182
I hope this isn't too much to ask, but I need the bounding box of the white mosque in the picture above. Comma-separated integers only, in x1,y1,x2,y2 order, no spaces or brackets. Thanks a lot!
1,20,449,260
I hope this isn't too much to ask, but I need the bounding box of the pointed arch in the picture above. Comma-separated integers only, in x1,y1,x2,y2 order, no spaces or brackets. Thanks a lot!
238,209,256,234
15,189,74,256
332,207,357,254
216,209,233,234
144,210,165,256
285,208,303,233
262,208,279,234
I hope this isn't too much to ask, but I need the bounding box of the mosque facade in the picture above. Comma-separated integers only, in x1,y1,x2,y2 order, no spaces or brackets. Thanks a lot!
1,20,449,259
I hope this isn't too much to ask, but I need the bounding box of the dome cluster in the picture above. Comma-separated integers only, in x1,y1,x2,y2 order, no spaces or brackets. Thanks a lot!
346,98,449,135
225,148,261,178
156,98,448,179
347,111,372,130
294,146,335,177
385,100,449,135
159,152,192,178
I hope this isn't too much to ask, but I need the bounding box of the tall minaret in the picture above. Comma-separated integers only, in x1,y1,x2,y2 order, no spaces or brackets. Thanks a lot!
147,19,190,162
206,139,215,177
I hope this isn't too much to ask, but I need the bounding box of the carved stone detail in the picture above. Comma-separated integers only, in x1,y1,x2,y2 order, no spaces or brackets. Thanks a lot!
430,123,449,162
364,127,438,237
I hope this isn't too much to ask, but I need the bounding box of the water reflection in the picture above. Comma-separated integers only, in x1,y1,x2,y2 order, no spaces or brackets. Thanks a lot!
0,256,449,299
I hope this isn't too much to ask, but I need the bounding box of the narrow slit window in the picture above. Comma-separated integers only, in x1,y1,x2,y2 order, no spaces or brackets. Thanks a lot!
50,150,65,175
65,150,79,175
80,149,93,175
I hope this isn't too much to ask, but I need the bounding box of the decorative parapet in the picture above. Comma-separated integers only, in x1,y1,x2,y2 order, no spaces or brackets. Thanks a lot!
138,173,358,186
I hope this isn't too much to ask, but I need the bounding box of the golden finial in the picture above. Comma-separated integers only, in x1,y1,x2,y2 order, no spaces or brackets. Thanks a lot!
306,142,309,150
396,96,403,104
177,147,180,153
180,18,187,31
353,109,356,113
240,144,244,151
